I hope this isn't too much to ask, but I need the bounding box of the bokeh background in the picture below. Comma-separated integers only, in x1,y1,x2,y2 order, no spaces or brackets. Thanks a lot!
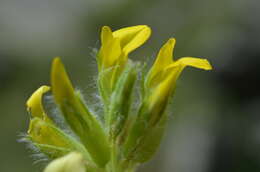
1,0,260,171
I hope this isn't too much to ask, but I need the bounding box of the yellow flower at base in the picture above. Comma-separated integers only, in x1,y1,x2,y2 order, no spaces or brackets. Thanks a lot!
44,152,86,172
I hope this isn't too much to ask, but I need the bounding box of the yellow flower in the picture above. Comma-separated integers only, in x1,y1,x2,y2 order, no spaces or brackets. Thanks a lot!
98,25,151,70
98,25,151,94
26,85,51,121
122,38,212,162
145,38,212,111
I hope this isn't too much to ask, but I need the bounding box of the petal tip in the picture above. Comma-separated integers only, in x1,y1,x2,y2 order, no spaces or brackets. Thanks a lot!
51,57,65,76
168,38,176,44
26,85,51,118
26,85,51,107
52,57,62,66
202,59,213,70
140,25,152,36
102,26,112,32
140,25,151,31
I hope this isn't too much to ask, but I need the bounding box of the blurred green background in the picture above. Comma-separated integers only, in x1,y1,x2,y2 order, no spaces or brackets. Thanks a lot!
1,0,260,171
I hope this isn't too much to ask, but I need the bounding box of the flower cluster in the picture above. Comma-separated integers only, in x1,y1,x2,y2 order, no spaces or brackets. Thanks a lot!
25,25,212,172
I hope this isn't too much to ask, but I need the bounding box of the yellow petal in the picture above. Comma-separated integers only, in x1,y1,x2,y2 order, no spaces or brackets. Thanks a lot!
146,38,176,87
99,38,122,69
149,57,212,106
44,152,86,172
113,25,151,55
51,57,75,104
100,26,121,68
149,67,180,109
148,56,212,112
167,57,213,70
98,25,151,95
101,26,113,45
26,85,50,120
99,27,122,69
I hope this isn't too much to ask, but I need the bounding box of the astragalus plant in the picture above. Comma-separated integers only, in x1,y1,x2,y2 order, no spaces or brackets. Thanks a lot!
24,25,212,172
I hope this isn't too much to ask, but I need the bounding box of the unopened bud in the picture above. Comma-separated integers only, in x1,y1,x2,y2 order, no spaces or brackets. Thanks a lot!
44,152,85,172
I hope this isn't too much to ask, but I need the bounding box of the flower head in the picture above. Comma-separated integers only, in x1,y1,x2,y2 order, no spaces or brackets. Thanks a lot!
23,25,213,172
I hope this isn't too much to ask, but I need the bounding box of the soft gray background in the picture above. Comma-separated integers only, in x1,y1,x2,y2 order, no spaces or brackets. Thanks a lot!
1,0,260,171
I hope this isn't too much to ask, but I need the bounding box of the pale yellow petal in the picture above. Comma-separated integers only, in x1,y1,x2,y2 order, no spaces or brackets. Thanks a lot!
44,152,86,172
113,25,151,54
167,57,212,70
26,85,50,119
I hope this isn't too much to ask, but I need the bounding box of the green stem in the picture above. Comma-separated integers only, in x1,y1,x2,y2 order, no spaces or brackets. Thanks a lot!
107,141,136,172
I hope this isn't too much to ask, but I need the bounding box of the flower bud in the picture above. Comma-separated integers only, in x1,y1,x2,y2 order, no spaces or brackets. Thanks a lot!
44,152,85,172
106,61,137,140
28,118,89,160
51,57,110,167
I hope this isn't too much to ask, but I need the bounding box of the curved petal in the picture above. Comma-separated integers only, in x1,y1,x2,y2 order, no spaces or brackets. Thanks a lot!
167,57,212,70
147,57,212,122
146,38,176,88
26,85,50,120
113,25,151,55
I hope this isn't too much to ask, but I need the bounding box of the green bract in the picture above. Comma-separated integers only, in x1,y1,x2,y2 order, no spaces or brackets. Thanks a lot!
24,25,212,172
